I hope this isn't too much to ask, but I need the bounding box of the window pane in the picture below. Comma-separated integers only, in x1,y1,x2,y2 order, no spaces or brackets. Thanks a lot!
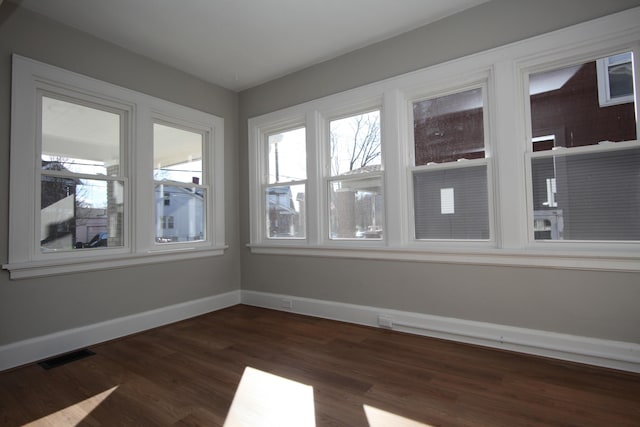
41,96,120,176
608,55,634,99
268,128,306,183
413,165,489,240
531,149,640,241
330,110,381,176
329,177,383,239
413,88,484,165
155,184,205,243
266,184,305,238
41,177,124,251
154,123,203,184
530,54,636,151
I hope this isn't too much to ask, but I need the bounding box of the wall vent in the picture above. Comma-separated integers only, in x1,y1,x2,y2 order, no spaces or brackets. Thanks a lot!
38,349,96,370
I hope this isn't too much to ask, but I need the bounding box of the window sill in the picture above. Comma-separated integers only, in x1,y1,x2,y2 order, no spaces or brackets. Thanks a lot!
2,246,228,279
247,244,640,272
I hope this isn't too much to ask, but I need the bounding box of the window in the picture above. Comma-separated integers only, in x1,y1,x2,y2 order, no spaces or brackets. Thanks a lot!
411,87,490,240
247,8,640,271
597,52,635,106
527,52,639,242
4,56,225,278
160,216,175,230
265,127,306,239
328,110,383,240
40,94,125,251
153,123,206,244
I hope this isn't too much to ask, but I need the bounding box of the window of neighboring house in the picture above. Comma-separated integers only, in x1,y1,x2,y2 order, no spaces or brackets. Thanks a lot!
411,87,491,240
160,216,175,230
153,122,206,244
328,110,383,240
596,52,635,107
5,55,225,279
265,127,307,239
527,52,639,242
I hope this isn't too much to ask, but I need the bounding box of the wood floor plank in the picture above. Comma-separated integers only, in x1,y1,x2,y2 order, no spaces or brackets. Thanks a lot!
1,305,638,426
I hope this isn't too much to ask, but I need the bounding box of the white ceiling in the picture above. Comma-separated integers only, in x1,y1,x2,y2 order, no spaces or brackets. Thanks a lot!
15,0,489,91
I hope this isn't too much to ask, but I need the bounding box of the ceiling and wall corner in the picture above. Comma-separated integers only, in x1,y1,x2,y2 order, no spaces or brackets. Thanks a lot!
13,0,490,91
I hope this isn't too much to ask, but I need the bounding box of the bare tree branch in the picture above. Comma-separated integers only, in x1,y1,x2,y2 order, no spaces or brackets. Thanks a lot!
331,111,381,175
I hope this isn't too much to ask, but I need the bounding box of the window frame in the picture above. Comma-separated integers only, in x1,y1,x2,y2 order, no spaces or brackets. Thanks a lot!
249,113,308,245
321,101,386,246
4,55,226,279
405,80,494,247
596,52,635,107
149,116,214,249
36,87,131,258
248,7,640,272
521,48,640,251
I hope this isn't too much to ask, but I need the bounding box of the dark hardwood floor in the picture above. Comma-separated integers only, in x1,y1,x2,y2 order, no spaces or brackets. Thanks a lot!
1,305,639,426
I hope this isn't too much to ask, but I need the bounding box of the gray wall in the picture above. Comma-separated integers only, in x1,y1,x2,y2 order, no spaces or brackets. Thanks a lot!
2,0,639,355
0,3,240,345
239,0,640,344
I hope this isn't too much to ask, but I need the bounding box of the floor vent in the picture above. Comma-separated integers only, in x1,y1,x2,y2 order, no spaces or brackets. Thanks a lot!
38,349,96,370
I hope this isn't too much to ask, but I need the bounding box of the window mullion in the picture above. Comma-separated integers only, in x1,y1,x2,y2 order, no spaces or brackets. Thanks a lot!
492,59,529,249
133,107,153,252
382,89,408,247
306,110,322,245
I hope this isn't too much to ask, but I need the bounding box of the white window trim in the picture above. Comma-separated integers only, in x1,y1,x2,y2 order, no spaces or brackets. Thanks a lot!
4,55,226,279
249,113,307,244
320,98,385,245
248,7,640,272
518,43,640,254
405,78,494,247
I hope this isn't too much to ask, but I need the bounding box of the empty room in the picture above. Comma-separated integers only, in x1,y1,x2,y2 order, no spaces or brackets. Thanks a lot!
1,0,639,425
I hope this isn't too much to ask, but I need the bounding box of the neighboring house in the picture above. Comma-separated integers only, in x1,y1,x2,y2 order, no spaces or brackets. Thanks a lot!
267,186,301,237
155,185,205,242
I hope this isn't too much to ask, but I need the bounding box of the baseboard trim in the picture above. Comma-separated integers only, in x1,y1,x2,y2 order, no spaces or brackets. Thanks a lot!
241,290,640,373
0,290,241,372
4,289,637,373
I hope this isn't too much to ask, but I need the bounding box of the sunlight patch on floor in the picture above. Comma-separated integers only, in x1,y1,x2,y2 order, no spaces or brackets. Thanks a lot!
24,385,118,427
364,404,433,427
224,367,315,427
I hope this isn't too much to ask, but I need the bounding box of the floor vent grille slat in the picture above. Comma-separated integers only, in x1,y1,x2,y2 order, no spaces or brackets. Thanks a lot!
38,349,96,370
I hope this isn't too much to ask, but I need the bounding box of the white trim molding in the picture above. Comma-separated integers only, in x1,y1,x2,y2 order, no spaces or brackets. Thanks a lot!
241,290,640,373
0,290,241,372
248,244,640,272
3,291,638,373
247,7,640,272
5,55,226,279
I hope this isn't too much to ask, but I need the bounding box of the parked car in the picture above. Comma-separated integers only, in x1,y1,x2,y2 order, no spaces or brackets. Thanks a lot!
85,232,108,248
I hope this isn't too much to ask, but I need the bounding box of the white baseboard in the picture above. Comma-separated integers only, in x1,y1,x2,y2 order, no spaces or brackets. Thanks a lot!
241,290,640,373
0,290,241,372
3,289,638,374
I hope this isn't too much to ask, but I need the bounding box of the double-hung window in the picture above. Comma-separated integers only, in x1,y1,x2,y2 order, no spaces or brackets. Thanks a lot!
526,51,639,243
264,126,307,240
328,109,384,240
39,92,128,253
5,55,225,278
409,86,491,241
153,122,208,244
